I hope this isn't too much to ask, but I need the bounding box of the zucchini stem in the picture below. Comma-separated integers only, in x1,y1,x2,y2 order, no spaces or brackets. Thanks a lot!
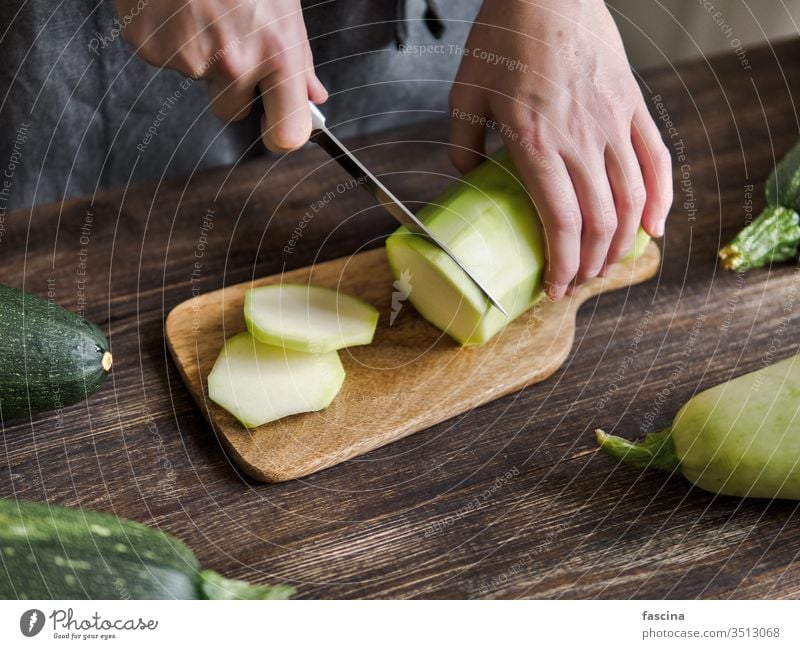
198,569,295,600
718,206,800,272
718,244,743,271
595,428,680,473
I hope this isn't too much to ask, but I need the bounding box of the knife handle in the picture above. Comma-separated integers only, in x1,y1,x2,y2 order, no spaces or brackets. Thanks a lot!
309,101,326,133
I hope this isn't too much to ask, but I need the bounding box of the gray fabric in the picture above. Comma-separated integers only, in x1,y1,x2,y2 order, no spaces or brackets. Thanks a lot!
0,0,481,213
305,0,480,134
0,1,261,213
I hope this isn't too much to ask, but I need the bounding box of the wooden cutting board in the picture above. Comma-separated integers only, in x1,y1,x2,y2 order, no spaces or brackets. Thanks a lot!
166,242,661,482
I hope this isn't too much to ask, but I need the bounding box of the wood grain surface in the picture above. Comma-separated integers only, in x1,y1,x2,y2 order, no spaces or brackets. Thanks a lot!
3,39,800,599
166,244,660,482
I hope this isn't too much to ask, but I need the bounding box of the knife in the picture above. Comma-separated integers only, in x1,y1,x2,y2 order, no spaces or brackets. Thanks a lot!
307,102,508,316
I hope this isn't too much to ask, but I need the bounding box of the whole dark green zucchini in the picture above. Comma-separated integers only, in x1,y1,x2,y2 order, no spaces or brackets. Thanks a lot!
595,355,800,499
720,140,800,270
0,284,112,420
0,498,293,599
719,206,800,271
766,139,800,209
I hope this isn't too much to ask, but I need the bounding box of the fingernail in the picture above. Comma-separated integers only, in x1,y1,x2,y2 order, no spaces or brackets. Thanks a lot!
547,283,567,300
654,222,665,237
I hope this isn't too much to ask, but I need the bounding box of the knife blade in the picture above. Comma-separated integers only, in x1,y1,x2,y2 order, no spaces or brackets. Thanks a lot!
307,102,508,316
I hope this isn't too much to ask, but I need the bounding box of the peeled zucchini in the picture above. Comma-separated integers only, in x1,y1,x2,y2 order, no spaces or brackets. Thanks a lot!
386,152,545,345
596,354,800,499
208,331,345,428
385,152,651,346
244,284,378,353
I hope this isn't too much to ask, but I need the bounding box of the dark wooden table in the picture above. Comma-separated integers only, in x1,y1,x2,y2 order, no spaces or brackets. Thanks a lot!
3,39,800,600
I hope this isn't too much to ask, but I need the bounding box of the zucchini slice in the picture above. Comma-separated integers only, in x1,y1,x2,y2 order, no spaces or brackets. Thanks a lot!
244,284,379,353
208,331,345,428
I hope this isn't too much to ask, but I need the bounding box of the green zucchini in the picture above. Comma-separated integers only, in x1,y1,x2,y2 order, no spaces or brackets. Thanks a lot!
718,206,800,271
766,139,800,210
0,498,293,599
0,284,112,421
720,140,800,270
595,355,800,499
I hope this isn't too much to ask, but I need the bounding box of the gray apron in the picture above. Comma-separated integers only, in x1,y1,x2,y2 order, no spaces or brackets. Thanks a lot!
0,0,481,213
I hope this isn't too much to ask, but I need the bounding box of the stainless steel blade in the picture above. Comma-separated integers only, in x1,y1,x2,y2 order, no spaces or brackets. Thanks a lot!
308,102,508,316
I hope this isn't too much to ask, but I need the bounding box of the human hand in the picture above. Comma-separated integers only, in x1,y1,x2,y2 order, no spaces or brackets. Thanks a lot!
116,0,327,151
449,0,672,298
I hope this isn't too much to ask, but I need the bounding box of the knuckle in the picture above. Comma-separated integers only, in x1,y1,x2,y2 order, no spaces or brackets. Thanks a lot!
566,114,592,141
173,50,204,78
630,182,647,208
267,124,309,152
556,259,580,281
448,86,468,112
210,102,232,121
586,210,617,239
548,212,581,237
217,51,247,81
619,182,647,216
448,147,473,173
515,122,548,151
119,21,145,48
656,144,672,169
267,42,291,70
